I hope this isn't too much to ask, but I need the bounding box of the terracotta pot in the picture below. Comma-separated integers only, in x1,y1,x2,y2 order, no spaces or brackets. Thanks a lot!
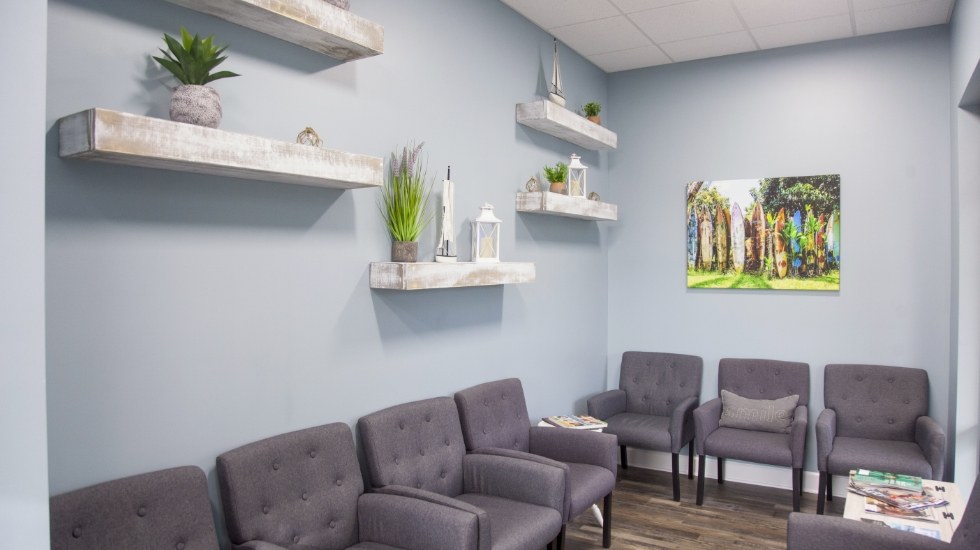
391,241,418,262
587,115,601,125
549,181,567,194
170,84,222,128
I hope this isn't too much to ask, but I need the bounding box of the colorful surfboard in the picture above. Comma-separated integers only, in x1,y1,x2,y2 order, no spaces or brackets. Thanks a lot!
688,206,698,269
699,206,713,270
751,202,765,272
731,203,745,273
817,214,826,272
715,207,729,271
774,208,787,278
833,214,841,263
792,210,802,255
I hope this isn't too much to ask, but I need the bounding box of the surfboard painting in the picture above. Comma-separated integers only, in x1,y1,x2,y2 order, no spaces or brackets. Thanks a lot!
731,203,745,273
686,175,840,291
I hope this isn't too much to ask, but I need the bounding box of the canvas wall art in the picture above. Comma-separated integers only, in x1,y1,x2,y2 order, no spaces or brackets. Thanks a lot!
686,175,840,291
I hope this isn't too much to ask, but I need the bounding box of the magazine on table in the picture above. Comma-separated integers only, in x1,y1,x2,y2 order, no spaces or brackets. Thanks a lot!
850,469,923,493
849,469,947,511
862,496,938,522
542,415,607,429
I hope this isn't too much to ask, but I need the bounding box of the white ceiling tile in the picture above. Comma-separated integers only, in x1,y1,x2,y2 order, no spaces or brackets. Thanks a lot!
609,0,698,14
855,0,954,35
733,0,850,28
629,0,745,43
551,16,652,56
588,45,673,72
501,0,620,30
751,14,853,50
851,0,946,11
659,31,758,62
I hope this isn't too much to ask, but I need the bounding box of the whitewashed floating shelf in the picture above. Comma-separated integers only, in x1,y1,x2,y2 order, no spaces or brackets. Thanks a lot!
164,0,383,61
59,108,383,190
516,191,617,221
370,262,536,290
516,99,617,151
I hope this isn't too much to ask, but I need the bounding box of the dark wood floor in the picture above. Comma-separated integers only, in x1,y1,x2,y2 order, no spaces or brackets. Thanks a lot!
563,466,846,549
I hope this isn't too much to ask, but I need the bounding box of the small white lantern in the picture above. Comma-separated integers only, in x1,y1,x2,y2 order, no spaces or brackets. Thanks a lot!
471,203,501,263
567,154,587,198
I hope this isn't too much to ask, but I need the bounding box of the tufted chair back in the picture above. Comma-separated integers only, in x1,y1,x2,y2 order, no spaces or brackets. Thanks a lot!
358,396,467,498
216,423,364,550
719,358,810,405
620,352,703,416
454,378,531,452
952,476,980,549
49,466,219,550
824,364,928,441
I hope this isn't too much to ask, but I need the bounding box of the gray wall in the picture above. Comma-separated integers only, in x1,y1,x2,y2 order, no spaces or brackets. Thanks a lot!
1,2,50,547
606,27,953,471
45,0,611,504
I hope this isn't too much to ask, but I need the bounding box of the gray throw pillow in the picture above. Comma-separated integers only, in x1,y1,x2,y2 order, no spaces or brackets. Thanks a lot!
719,390,799,434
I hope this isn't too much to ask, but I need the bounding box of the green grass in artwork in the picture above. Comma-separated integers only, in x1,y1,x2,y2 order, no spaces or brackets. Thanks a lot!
687,270,840,291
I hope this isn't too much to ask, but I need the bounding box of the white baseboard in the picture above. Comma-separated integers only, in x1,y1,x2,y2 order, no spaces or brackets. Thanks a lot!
623,448,850,497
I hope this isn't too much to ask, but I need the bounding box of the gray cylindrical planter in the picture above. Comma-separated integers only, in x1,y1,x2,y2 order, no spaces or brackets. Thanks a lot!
391,241,418,262
170,85,222,128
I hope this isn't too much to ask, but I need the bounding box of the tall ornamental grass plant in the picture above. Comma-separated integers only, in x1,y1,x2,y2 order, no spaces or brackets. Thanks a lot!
380,142,432,242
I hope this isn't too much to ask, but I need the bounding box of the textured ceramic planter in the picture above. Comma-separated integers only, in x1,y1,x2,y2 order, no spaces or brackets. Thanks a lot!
391,241,418,262
170,85,222,128
587,115,602,125
549,181,567,194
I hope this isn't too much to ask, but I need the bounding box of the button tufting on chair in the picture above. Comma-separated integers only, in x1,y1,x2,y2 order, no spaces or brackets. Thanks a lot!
309,450,316,458
272,462,280,471
176,542,185,550
302,492,308,500
137,506,147,517
72,527,81,538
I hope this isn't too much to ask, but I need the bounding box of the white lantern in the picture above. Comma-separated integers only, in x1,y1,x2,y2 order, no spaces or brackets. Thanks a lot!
567,154,587,198
471,203,501,263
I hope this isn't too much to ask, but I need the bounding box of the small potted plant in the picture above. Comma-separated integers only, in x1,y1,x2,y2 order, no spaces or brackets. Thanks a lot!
379,142,433,262
153,27,240,128
583,102,602,125
543,162,568,194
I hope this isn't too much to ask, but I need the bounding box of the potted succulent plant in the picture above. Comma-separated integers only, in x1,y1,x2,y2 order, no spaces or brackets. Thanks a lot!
153,27,240,128
543,162,568,194
583,102,602,125
379,142,433,262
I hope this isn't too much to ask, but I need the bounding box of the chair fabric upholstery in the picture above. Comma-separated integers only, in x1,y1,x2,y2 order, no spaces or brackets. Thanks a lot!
49,466,220,550
787,476,980,550
217,422,480,550
694,358,810,511
358,396,564,550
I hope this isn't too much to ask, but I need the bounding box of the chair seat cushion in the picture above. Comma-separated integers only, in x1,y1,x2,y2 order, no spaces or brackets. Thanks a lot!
827,437,934,478
348,543,403,550
603,412,671,451
704,427,792,466
567,462,616,518
456,493,561,550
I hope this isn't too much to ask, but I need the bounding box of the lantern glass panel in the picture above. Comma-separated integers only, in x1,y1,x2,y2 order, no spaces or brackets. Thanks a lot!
567,154,587,198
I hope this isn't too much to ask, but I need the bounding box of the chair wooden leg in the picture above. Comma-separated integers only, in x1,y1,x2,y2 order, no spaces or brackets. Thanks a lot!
688,440,695,479
602,492,612,548
620,445,628,470
827,472,833,501
671,452,681,501
697,455,706,505
817,471,827,515
792,467,802,512
799,468,804,495
558,524,566,550
717,457,725,484
547,541,554,550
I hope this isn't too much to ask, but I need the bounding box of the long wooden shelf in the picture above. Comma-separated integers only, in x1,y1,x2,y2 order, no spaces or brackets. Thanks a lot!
164,0,383,61
370,262,536,290
59,108,383,190
516,191,617,221
516,99,617,151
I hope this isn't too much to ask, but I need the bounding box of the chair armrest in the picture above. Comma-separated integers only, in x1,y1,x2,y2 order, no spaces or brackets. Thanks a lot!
786,512,947,550
915,416,947,480
815,409,836,471
588,389,627,419
528,426,618,473
469,446,570,521
669,396,700,453
358,492,480,550
693,398,722,455
372,486,489,550
790,405,808,468
463,452,565,514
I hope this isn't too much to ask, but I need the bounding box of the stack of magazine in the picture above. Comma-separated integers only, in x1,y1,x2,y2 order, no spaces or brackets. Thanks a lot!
542,415,607,430
849,469,948,539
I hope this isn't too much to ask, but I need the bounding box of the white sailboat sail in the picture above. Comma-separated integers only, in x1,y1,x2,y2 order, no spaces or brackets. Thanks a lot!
549,38,565,106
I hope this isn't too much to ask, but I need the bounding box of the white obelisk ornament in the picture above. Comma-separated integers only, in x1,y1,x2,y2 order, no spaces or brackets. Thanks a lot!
436,166,457,262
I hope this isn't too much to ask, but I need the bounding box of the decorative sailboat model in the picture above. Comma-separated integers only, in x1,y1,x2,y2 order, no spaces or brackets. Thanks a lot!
435,166,457,263
549,38,565,107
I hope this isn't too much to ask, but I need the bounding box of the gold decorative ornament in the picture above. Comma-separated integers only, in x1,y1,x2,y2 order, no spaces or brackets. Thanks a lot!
526,177,540,192
296,127,322,147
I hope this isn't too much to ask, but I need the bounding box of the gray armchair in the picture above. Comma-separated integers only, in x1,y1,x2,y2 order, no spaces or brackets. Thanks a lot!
358,396,565,550
787,476,979,550
49,466,220,550
694,357,810,511
816,364,947,514
588,351,703,502
217,422,482,550
455,378,618,548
